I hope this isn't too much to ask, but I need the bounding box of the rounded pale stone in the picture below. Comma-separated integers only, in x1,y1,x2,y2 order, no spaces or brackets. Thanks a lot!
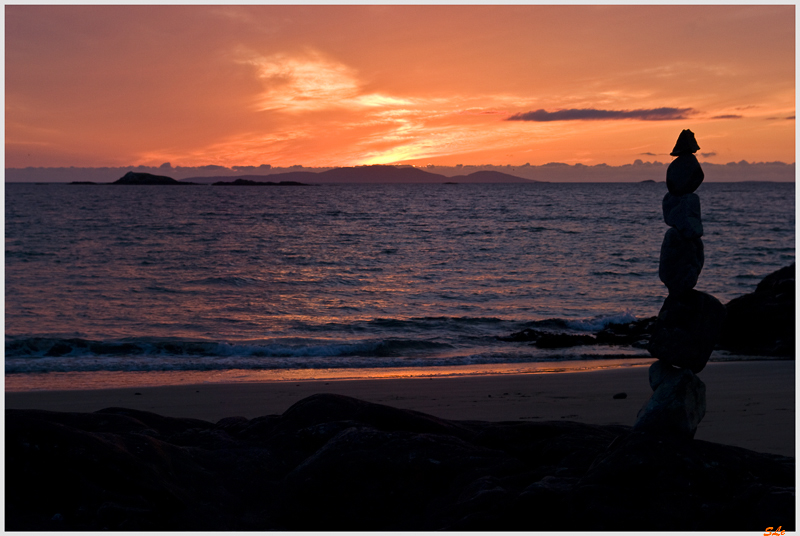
648,359,679,391
662,193,703,238
666,154,704,195
634,366,706,439
659,228,704,294
647,289,727,373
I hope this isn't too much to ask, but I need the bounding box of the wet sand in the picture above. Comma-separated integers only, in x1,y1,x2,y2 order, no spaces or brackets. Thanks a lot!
5,360,795,457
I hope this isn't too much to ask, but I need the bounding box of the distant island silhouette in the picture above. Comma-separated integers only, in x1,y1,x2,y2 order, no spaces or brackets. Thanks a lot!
113,171,197,185
185,165,538,185
15,161,795,184
65,166,536,185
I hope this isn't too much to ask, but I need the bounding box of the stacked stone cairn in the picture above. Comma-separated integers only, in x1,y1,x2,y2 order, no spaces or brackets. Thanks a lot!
634,129,726,439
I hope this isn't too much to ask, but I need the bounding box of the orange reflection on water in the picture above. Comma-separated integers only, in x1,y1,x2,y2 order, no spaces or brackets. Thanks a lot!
5,358,654,392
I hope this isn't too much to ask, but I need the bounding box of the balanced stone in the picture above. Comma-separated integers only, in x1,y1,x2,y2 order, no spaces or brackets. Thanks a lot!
648,359,679,391
647,289,727,373
659,228,704,294
634,365,706,439
662,192,703,238
670,129,701,156
666,153,704,195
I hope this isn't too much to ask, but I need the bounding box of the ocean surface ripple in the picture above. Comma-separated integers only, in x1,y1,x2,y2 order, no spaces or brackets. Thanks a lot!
5,181,794,373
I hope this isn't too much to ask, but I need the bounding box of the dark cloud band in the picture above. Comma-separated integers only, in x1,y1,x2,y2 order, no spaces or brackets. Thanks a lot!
506,107,695,122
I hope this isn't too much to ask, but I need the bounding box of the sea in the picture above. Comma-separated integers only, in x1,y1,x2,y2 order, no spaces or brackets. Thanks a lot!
4,181,795,390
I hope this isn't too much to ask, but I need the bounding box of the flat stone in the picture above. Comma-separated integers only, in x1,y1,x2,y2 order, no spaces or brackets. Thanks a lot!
659,228,704,294
662,192,703,238
666,154,704,195
633,366,706,438
647,289,727,373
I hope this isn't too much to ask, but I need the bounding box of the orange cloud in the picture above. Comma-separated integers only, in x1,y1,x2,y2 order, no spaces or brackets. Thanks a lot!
5,5,795,168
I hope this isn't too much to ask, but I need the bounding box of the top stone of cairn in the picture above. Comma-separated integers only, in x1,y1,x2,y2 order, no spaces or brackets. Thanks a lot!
669,129,701,157
666,130,704,195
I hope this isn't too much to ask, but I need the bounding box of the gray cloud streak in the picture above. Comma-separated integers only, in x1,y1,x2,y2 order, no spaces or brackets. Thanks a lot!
506,107,695,122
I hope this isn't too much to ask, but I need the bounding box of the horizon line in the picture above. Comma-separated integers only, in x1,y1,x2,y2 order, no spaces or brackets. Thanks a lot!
5,160,796,171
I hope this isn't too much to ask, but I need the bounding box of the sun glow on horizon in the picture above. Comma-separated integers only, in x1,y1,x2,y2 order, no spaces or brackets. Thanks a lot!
5,5,795,169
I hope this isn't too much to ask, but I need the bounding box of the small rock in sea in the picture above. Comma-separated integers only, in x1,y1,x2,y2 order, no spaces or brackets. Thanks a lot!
634,366,706,439
534,332,596,349
612,392,627,399
659,228,704,294
647,289,726,373
134,392,142,396
662,192,703,238
594,317,656,346
666,153,705,195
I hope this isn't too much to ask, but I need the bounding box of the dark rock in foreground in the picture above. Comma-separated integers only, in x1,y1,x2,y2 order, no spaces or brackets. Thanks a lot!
720,263,795,357
6,394,793,531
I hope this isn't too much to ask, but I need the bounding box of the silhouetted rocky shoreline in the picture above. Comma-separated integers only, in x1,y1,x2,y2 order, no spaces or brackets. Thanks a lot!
6,393,794,531
498,263,795,358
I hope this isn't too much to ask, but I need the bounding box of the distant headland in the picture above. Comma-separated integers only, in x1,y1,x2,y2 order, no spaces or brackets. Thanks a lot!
7,160,795,184
189,166,534,185
59,165,540,185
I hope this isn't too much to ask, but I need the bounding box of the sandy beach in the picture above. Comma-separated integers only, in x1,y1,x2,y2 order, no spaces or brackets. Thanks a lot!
6,359,795,457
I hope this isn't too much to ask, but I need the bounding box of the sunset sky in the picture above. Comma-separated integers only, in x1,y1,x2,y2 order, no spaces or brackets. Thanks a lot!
5,5,796,169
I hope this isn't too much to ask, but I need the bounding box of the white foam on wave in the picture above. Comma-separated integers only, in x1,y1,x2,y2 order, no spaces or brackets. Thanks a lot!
564,311,638,332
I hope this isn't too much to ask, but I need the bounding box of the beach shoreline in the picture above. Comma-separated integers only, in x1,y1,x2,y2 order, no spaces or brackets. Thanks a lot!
5,357,656,392
6,359,795,457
